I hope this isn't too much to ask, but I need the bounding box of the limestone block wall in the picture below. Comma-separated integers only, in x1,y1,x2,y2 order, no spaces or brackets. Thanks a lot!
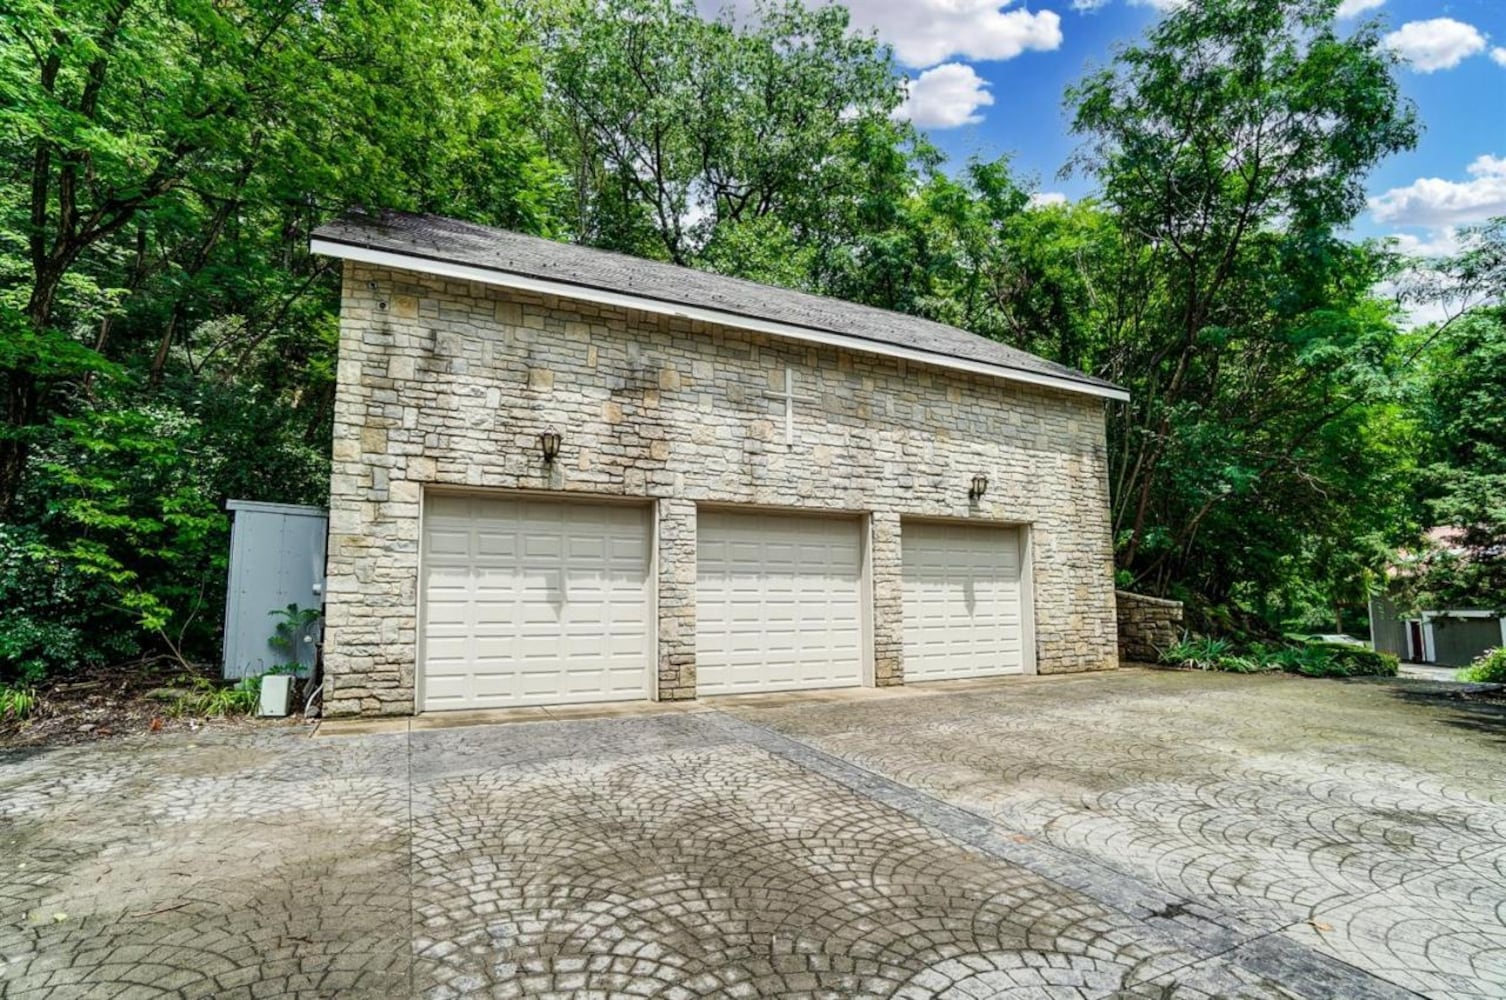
323,261,1120,715
1116,590,1184,663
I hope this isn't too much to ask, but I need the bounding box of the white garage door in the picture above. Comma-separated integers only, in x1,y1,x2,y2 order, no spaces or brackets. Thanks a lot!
696,510,864,696
902,521,1028,681
421,494,652,711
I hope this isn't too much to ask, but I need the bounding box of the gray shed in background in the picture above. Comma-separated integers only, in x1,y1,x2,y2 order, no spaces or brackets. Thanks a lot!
1369,593,1505,666
222,500,328,679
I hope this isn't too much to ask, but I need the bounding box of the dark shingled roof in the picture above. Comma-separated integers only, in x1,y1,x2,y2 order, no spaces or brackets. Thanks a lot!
313,211,1124,398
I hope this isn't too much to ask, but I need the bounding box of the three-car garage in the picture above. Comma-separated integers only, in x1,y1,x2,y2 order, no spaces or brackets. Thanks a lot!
418,492,1034,712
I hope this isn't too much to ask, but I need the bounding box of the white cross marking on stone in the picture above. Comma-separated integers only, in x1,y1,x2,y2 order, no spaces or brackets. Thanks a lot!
762,367,819,445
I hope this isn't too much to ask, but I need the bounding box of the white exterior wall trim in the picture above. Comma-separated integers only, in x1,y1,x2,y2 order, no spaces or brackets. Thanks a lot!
1021,525,1038,676
311,237,1130,404
1420,609,1501,619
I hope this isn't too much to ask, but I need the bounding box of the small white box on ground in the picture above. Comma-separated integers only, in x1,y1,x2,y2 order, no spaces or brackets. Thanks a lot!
258,675,293,717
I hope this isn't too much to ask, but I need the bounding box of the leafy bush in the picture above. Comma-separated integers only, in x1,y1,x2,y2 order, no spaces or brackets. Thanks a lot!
38,406,228,654
9,393,331,684
1458,647,1506,684
1162,635,1278,673
1161,634,1397,677
0,683,37,720
268,604,322,677
1304,642,1399,677
1212,651,1281,674
171,676,261,718
1161,635,1233,670
0,524,138,682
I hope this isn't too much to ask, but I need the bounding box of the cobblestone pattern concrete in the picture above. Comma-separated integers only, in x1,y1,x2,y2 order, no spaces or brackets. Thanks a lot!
733,669,1506,1000
323,263,1119,715
1114,591,1184,662
0,727,412,998
3,672,1501,998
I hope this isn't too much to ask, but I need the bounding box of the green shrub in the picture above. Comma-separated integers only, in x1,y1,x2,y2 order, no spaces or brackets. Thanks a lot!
1162,636,1280,673
0,683,37,720
1303,641,1399,677
1458,647,1506,684
1211,652,1281,673
1162,634,1397,678
1161,635,1232,670
171,675,261,718
0,524,138,682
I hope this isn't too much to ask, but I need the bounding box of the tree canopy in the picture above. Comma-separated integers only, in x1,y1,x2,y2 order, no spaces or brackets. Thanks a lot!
0,0,1497,680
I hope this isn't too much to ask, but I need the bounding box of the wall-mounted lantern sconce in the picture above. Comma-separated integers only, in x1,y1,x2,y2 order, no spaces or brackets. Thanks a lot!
969,473,989,501
539,427,562,464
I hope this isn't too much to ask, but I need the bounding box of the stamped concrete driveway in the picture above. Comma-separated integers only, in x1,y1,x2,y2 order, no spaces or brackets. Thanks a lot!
1,669,1503,999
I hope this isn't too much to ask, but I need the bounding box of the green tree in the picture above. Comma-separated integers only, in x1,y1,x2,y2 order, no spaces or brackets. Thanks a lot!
1062,0,1419,614
0,0,559,674
545,0,923,282
1409,299,1506,609
0,0,559,515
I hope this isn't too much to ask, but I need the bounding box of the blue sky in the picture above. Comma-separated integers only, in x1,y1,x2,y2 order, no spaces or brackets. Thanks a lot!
715,0,1506,257
912,0,1506,253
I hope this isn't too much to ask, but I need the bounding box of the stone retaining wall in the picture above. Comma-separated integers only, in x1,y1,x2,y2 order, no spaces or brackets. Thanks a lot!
1116,590,1183,663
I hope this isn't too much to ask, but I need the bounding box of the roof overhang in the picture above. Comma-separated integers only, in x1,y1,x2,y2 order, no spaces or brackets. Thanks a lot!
312,236,1130,403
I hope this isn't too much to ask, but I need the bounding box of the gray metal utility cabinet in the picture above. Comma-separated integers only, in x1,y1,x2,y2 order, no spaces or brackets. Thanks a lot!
222,500,328,679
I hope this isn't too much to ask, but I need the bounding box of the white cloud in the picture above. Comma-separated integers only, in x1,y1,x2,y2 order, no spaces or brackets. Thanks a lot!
1336,0,1384,18
1071,0,1113,10
1371,154,1506,227
1492,46,1506,67
699,0,1062,67
1383,18,1486,72
1029,191,1069,207
895,63,995,128
1128,0,1186,10
1376,222,1496,331
1373,278,1456,330
1387,227,1461,258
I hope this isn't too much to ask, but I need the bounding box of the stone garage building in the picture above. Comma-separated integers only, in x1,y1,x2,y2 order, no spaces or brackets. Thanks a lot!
311,212,1127,717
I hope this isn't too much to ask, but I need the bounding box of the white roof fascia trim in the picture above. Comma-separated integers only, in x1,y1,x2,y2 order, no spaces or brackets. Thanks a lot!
312,238,1131,402
1420,609,1500,620
225,499,328,518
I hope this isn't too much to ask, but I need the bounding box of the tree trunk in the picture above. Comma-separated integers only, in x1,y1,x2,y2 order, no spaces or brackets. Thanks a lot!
0,373,39,517
0,271,65,516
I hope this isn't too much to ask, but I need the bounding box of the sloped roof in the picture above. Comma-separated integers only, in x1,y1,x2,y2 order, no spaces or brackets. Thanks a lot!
311,210,1127,401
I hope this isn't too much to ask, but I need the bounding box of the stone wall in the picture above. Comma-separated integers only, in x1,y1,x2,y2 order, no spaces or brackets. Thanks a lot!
1116,590,1184,664
323,261,1120,715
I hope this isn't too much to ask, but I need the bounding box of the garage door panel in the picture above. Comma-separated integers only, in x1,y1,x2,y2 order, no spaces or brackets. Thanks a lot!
696,510,864,696
420,494,651,711
427,530,472,559
902,521,1026,681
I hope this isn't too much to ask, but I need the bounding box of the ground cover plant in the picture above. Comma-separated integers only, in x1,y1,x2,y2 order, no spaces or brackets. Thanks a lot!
168,675,262,719
1458,647,1506,685
1161,635,1399,678
0,682,36,720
